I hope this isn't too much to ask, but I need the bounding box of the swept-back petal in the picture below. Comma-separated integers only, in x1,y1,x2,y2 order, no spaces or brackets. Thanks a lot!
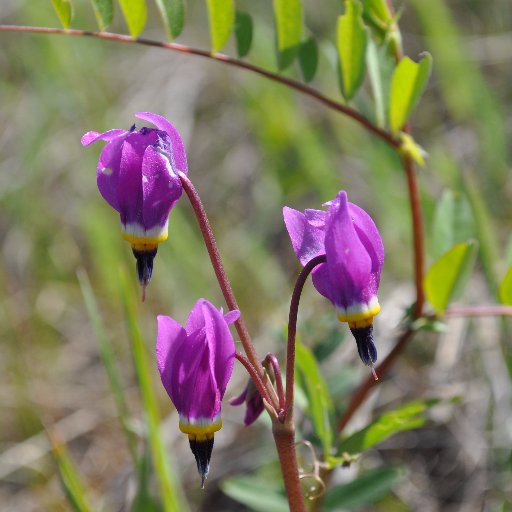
283,207,326,266
117,138,145,226
141,145,182,230
135,112,188,174
223,310,240,325
185,299,208,334
81,129,128,146
96,138,124,211
156,315,187,408
324,191,373,308
349,202,384,281
178,329,220,421
202,300,235,397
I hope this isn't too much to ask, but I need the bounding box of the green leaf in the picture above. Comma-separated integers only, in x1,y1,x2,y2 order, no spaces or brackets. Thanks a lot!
337,399,439,457
298,36,318,83
296,340,334,455
336,0,368,101
118,0,147,37
431,190,475,261
499,268,512,305
424,240,478,315
90,0,113,30
272,0,303,70
119,269,187,512
221,476,288,512
51,0,73,28
366,38,385,127
154,0,185,39
206,0,235,52
389,53,432,133
324,466,404,510
398,132,427,167
362,0,392,29
49,434,93,512
234,11,253,58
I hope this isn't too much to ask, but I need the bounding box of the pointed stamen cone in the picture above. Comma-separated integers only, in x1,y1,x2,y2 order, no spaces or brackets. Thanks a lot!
349,324,378,367
188,435,214,488
132,247,158,300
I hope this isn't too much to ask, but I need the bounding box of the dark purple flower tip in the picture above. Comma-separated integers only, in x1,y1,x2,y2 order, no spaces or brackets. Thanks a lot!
349,324,377,366
230,378,265,426
189,435,214,489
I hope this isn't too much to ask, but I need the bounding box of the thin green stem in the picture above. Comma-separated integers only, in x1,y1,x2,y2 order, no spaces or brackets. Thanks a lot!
0,24,399,148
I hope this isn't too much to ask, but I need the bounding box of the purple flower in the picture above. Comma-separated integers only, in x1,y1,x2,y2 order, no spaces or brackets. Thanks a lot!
229,378,265,426
156,299,240,486
82,112,188,298
283,191,384,368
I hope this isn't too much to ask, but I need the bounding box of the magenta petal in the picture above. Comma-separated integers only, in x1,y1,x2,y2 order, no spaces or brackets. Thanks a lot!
283,207,326,266
349,203,384,286
229,388,247,406
325,192,373,307
81,129,128,146
224,310,240,325
311,263,338,304
141,145,182,229
135,112,188,174
202,301,235,397
156,315,187,409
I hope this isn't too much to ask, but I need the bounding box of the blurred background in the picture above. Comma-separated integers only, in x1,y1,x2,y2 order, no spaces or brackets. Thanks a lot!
1,0,512,510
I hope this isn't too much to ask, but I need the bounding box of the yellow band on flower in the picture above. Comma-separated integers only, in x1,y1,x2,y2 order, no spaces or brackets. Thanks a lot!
179,419,222,440
338,302,381,328
122,232,167,250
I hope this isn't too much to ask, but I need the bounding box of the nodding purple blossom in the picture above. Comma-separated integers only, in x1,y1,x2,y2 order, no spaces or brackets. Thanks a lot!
156,299,239,487
229,377,265,427
283,191,384,370
81,112,188,299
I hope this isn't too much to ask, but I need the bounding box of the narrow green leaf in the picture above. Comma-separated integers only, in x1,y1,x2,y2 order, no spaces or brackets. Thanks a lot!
366,38,385,127
336,0,368,101
119,269,187,512
337,399,439,456
234,11,253,58
118,0,147,37
90,0,113,30
424,240,478,315
77,269,137,462
221,476,288,512
499,268,512,306
298,36,318,83
206,0,235,52
431,190,475,261
49,435,93,512
51,0,73,28
324,466,404,510
272,0,303,70
389,53,432,133
296,341,334,455
154,0,185,40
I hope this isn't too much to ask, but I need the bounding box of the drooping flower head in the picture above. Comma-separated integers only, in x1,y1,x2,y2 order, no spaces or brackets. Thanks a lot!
283,191,384,369
229,376,265,426
156,299,239,486
82,112,188,299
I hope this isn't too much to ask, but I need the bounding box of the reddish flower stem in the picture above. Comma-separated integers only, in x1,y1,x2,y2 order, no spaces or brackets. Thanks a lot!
0,24,398,148
285,255,327,424
264,353,286,415
178,173,263,380
235,352,278,412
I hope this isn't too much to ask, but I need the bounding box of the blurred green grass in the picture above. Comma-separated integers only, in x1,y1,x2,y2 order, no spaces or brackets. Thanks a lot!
1,0,512,510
